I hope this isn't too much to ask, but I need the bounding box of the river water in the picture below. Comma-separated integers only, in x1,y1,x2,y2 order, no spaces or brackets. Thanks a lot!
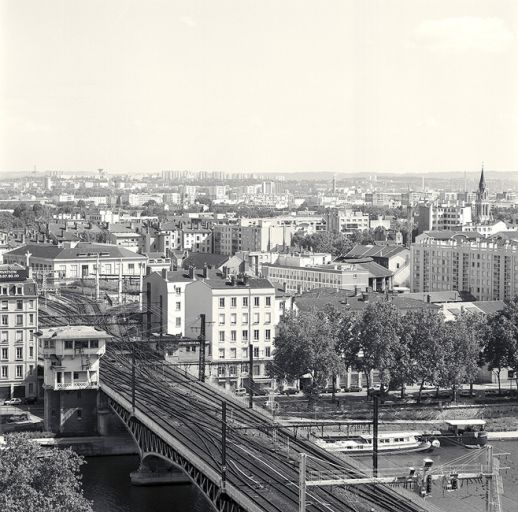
82,442,518,512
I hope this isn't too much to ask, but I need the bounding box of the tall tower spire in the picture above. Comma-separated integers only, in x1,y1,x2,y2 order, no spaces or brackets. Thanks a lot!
479,162,486,194
475,163,490,224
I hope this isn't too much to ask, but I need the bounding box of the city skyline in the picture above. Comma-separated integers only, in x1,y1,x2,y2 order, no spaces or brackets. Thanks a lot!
1,1,517,175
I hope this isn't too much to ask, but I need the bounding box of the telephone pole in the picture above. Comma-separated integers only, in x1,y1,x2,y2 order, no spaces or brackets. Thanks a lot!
198,314,206,382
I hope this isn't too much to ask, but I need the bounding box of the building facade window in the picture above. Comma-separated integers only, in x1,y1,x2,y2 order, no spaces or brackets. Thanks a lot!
16,365,23,378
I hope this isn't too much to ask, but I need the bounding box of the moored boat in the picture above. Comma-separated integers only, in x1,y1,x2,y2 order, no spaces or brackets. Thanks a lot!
315,431,437,456
439,419,488,448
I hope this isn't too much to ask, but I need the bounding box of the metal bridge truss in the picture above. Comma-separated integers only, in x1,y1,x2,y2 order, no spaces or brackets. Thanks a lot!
107,396,248,512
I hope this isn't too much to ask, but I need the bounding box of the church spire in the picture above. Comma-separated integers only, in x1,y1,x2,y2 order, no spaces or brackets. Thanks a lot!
478,163,486,194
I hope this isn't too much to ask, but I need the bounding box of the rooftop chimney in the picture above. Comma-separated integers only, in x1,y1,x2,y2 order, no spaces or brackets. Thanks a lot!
188,266,196,280
161,268,168,279
230,274,236,286
426,294,431,303
202,265,209,279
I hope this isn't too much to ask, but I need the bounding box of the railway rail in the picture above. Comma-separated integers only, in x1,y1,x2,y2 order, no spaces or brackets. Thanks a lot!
100,341,438,512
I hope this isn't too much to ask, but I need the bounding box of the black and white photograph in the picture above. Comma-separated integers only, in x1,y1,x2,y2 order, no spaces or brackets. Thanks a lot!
1,1,517,511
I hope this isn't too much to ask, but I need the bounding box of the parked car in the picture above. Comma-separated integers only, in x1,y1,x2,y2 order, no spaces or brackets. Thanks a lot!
282,387,299,396
3,398,22,406
234,388,247,397
23,396,38,405
251,387,268,396
323,385,341,394
347,385,363,393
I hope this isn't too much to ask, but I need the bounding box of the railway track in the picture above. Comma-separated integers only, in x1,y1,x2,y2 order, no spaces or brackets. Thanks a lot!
101,341,438,512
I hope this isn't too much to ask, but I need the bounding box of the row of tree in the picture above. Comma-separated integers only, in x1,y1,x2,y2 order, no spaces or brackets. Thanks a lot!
271,299,518,403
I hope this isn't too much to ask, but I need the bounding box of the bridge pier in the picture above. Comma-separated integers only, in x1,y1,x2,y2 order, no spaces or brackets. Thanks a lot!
130,456,190,486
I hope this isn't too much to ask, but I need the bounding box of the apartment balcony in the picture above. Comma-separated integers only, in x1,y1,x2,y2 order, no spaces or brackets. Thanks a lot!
44,381,98,391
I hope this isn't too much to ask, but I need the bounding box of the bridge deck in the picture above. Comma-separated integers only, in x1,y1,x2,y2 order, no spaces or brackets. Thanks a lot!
100,342,440,512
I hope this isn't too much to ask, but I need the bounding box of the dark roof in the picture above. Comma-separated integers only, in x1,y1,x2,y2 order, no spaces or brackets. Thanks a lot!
106,223,137,233
473,301,506,315
344,245,408,260
295,288,439,314
402,291,464,303
6,244,63,259
199,271,274,290
182,253,230,270
6,243,146,260
354,260,393,278
156,268,274,290
489,231,518,242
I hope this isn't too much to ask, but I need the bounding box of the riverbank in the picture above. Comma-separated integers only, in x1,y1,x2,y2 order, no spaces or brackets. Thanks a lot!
34,434,137,456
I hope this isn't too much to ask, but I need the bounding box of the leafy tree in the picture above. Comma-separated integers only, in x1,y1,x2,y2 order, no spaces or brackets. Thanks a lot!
352,302,402,392
290,231,353,257
401,309,447,403
0,434,93,512
490,298,518,395
439,313,485,401
484,313,514,395
271,310,344,406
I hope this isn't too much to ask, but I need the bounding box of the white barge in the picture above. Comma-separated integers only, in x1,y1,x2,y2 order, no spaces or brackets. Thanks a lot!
316,431,437,456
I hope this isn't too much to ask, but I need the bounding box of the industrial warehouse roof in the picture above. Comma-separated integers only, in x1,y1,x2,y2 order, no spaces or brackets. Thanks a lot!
342,244,408,260
37,325,112,339
6,243,146,260
295,288,439,314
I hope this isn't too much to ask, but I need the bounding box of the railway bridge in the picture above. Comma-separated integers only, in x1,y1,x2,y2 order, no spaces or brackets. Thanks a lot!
98,343,441,512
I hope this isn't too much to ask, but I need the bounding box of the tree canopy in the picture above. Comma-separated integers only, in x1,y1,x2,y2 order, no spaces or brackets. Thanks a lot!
0,434,93,512
272,299,504,402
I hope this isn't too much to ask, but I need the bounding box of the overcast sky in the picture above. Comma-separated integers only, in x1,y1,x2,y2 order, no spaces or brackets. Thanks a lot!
1,0,517,175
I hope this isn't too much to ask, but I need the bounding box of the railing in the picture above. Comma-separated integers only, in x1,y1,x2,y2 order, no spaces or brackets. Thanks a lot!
53,381,98,390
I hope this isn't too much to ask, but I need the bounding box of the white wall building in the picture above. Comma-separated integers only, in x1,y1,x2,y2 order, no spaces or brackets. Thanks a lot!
0,265,38,399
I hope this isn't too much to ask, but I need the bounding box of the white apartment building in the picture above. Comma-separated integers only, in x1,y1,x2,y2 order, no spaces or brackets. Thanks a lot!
326,209,370,233
143,268,194,337
417,203,472,234
181,228,212,253
411,231,518,300
184,271,276,390
0,265,38,399
145,267,276,390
